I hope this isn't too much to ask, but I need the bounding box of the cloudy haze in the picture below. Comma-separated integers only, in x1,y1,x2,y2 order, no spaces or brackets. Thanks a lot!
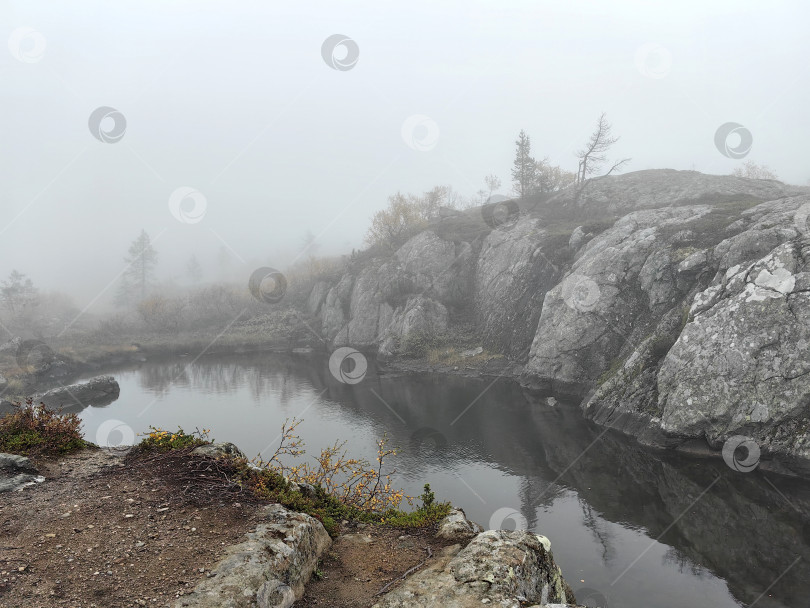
2,0,809,308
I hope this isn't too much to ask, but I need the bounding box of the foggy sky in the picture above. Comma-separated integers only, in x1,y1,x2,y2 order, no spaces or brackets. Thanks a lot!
2,0,809,308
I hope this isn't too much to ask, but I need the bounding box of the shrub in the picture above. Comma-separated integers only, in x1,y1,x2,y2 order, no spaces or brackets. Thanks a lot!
254,418,407,512
0,398,86,457
139,426,211,451
137,295,187,333
235,419,451,536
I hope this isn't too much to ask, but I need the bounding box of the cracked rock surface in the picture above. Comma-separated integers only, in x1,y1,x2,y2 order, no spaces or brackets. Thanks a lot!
371,530,575,608
175,503,331,608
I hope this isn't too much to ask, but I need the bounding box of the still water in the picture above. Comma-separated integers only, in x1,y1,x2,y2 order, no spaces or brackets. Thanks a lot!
71,352,809,608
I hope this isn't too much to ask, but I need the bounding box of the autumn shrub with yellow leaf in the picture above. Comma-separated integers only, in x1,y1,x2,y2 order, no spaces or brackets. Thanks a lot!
139,426,211,451
136,418,450,536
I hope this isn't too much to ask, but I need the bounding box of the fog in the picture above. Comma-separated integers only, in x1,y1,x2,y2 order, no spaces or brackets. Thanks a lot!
2,0,809,309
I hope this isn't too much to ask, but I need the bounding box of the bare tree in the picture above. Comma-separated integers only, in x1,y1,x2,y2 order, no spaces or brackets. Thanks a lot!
484,173,502,200
575,113,630,184
732,160,778,180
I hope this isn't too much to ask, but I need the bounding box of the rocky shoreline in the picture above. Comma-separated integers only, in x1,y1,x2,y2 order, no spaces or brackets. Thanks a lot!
299,170,810,477
0,444,585,608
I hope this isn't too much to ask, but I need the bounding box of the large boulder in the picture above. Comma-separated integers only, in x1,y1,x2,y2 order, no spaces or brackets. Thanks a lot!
581,195,810,469
175,503,331,608
372,530,575,608
320,231,472,349
656,240,810,467
523,205,712,395
475,217,560,359
32,376,120,411
394,231,474,306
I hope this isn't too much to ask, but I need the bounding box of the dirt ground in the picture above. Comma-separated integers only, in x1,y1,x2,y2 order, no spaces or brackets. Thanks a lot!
296,525,461,608
0,448,260,608
1,447,462,608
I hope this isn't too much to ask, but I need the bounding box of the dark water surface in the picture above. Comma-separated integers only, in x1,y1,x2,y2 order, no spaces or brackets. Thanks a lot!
71,352,810,608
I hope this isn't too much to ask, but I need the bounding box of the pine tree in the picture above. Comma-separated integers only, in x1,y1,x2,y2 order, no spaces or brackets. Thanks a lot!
117,230,158,306
511,130,537,198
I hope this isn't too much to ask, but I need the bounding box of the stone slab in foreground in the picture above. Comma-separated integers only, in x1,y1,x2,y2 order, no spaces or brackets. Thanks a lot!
372,529,576,608
175,503,331,608
0,452,44,493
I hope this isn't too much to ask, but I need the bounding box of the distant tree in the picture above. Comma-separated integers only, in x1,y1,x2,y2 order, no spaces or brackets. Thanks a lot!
420,185,449,219
0,270,39,316
365,192,429,251
732,161,778,180
533,159,577,194
186,255,203,284
117,230,158,306
484,174,502,200
511,130,537,198
575,113,630,184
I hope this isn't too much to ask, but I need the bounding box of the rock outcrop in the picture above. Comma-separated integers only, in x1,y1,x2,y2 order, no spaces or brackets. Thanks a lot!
582,194,810,472
566,168,793,213
175,503,331,608
523,205,713,395
372,530,575,608
657,240,810,466
305,169,810,471
475,217,560,359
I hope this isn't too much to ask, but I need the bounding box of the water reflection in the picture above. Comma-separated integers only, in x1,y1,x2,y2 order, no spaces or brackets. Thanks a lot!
75,353,809,608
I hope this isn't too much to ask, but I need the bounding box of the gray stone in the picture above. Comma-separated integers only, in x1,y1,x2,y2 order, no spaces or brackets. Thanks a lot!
657,241,810,463
306,281,330,315
193,442,247,460
523,205,712,394
435,507,483,541
0,453,38,475
582,194,810,469
0,453,43,493
372,530,575,608
383,295,448,349
175,503,331,608
475,217,558,358
289,481,317,499
32,376,120,411
564,168,797,214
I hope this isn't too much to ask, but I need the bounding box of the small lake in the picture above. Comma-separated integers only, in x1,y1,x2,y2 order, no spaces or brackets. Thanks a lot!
70,352,810,608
